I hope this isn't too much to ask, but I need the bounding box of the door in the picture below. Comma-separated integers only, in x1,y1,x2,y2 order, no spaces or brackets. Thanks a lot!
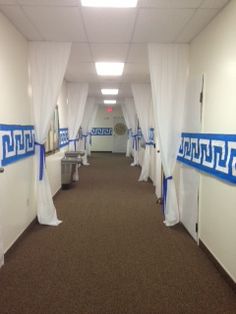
112,116,127,153
179,75,204,241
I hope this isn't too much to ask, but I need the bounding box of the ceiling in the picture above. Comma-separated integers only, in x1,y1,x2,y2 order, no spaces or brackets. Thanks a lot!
0,0,229,104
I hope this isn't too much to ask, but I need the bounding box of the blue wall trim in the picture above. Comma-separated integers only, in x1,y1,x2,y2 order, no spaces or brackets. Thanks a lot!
92,128,113,136
59,128,69,148
177,133,236,184
0,124,35,167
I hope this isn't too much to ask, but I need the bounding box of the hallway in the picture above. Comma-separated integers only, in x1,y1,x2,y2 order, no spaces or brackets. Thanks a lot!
0,153,235,313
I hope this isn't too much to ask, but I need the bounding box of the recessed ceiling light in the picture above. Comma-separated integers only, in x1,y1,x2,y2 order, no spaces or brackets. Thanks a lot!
101,89,119,95
104,100,116,104
81,0,138,8
95,62,124,76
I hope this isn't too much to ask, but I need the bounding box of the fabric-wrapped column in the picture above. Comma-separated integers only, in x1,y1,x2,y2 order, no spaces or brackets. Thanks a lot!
30,41,71,226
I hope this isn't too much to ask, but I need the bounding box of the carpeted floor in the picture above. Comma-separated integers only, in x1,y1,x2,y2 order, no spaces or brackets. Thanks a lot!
0,153,235,314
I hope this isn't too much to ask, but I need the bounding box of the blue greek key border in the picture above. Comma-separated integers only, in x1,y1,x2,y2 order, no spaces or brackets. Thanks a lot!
59,128,69,148
0,124,35,167
92,128,113,136
177,133,236,184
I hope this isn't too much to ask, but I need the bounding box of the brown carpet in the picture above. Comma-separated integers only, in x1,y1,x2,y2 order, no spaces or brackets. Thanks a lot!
0,153,235,314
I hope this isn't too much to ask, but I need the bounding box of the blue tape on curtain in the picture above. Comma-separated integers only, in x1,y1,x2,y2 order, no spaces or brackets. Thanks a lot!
89,132,92,145
132,134,138,151
163,175,173,212
137,128,142,139
82,134,88,150
69,139,78,151
35,142,45,181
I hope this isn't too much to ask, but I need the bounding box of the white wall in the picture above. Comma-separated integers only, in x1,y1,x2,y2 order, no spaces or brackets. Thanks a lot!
0,12,36,252
189,0,236,281
91,105,125,152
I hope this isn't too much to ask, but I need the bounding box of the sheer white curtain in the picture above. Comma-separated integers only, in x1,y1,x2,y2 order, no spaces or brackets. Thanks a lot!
29,41,71,225
68,83,88,179
80,97,96,165
87,104,98,156
148,43,189,226
68,83,88,151
132,84,154,181
122,98,138,165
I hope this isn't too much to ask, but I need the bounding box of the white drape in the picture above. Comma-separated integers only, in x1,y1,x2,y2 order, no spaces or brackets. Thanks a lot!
122,98,138,165
68,83,88,150
148,43,189,226
132,84,154,181
68,83,88,179
29,41,71,226
87,104,98,156
80,97,96,164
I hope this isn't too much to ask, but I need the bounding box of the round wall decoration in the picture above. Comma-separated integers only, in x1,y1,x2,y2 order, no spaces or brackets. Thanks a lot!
114,123,127,135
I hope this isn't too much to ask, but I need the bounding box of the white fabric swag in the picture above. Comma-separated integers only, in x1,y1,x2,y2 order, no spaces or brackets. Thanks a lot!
132,84,154,181
29,41,71,225
68,83,88,180
80,97,96,165
87,103,98,156
121,98,139,165
148,43,189,227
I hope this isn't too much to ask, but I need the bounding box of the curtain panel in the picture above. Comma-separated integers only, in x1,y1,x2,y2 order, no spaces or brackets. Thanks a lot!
122,98,139,165
148,43,189,226
80,97,96,164
67,83,88,180
132,84,155,181
29,41,71,225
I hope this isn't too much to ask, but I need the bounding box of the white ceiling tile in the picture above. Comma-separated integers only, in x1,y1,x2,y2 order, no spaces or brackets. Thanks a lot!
91,43,129,62
82,8,136,43
18,0,79,5
200,0,229,9
133,8,195,43
177,8,219,42
138,0,202,8
65,62,97,82
69,43,93,63
127,43,148,64
0,5,42,39
22,6,87,41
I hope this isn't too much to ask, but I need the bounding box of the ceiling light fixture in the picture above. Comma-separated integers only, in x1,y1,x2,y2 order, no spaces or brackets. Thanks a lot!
101,89,119,95
81,0,138,8
104,100,116,104
95,62,124,76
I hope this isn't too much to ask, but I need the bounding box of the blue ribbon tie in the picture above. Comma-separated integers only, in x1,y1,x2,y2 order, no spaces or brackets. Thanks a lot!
132,134,138,151
163,175,173,213
69,139,78,151
82,134,88,150
89,132,92,145
35,142,45,181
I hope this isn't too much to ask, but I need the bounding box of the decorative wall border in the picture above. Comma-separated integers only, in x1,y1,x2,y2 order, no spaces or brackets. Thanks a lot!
177,133,236,184
0,124,35,167
92,128,113,136
59,128,69,148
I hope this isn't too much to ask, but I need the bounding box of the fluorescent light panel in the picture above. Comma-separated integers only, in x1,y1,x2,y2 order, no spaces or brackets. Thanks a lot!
81,0,138,8
95,62,124,76
101,89,119,95
104,100,116,104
